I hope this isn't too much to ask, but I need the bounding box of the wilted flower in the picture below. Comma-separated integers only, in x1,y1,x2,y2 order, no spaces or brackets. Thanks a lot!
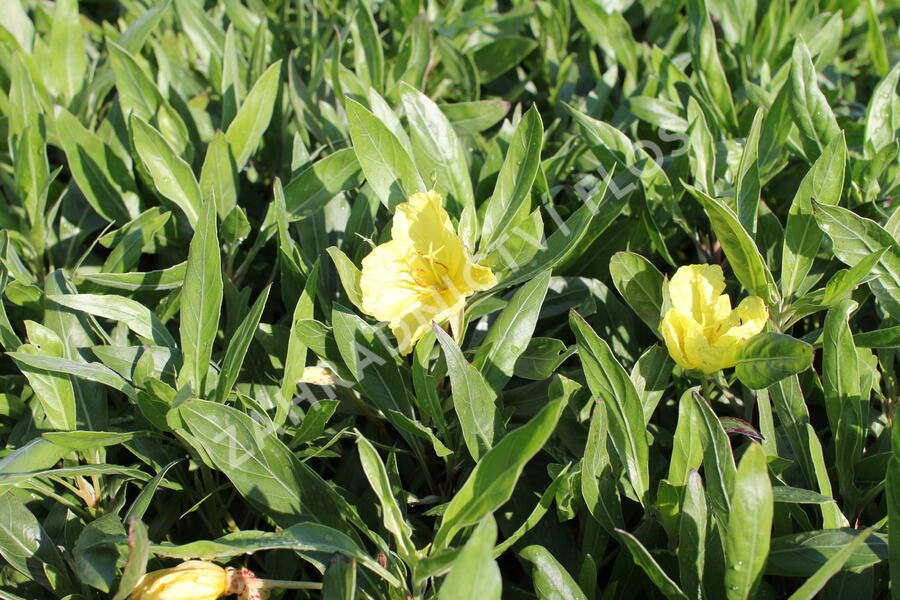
660,264,768,374
129,561,227,600
360,190,496,355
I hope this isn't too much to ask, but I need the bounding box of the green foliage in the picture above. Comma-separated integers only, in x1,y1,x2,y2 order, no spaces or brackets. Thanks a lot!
0,1,897,599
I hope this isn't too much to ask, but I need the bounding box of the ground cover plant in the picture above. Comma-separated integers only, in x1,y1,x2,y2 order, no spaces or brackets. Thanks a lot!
0,0,898,598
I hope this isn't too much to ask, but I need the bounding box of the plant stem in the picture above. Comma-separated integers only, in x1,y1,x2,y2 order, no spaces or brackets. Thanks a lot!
258,579,323,590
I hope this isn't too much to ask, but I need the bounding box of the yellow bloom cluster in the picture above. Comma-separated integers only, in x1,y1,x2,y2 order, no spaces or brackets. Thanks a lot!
129,561,227,600
660,264,768,374
360,190,496,355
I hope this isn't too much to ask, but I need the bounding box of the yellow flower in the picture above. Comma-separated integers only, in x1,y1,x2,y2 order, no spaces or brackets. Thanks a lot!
129,561,227,600
660,264,768,374
360,190,496,355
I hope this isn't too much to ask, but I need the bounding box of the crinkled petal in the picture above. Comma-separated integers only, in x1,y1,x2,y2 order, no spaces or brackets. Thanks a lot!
360,241,421,322
389,292,466,355
457,260,497,293
717,296,769,347
392,191,455,248
661,308,692,371
667,264,727,321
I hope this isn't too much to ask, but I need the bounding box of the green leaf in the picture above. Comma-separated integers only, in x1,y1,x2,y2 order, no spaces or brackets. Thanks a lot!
326,246,364,311
117,0,172,53
356,433,417,564
725,443,773,600
346,98,425,209
11,322,75,430
109,41,190,157
631,345,673,423
150,522,399,587
571,0,639,80
812,201,900,320
679,470,707,600
350,0,384,91
494,462,573,558
111,518,149,600
821,247,887,306
789,38,840,160
513,337,574,381
686,0,737,130
772,486,835,504
781,134,846,299
735,108,763,234
863,62,900,156
687,183,775,303
433,324,498,461
199,131,239,218
178,199,223,393
473,37,537,82
766,529,888,577
73,514,126,592
864,0,889,77
47,294,176,348
520,545,588,600
616,529,688,600
693,391,737,523
322,554,357,600
83,263,186,292
175,399,353,532
54,108,137,223
281,261,319,405
130,114,202,227
401,83,474,214
609,252,665,334
667,388,705,487
503,170,624,287
570,310,649,503
225,60,282,169
332,306,413,421
439,101,510,135
284,149,363,219
123,459,182,523
8,353,136,398
823,299,864,492
213,285,270,403
480,106,543,254
433,396,565,550
786,526,878,600
439,518,501,600
0,474,71,590
687,97,717,194
474,270,550,392
735,333,814,389
854,326,900,349
567,106,683,247
45,0,87,103
581,398,624,533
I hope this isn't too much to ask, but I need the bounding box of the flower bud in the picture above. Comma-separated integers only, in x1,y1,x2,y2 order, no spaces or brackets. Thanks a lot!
130,561,228,600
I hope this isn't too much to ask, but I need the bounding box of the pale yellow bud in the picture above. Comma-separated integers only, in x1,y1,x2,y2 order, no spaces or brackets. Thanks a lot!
129,561,228,600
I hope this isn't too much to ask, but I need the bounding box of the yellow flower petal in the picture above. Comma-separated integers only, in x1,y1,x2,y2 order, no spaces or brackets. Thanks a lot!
660,309,693,371
660,264,769,375
359,190,495,354
130,561,227,600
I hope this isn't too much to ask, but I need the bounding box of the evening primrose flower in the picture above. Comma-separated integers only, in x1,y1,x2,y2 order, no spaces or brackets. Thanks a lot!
660,264,768,374
129,561,227,600
360,190,496,355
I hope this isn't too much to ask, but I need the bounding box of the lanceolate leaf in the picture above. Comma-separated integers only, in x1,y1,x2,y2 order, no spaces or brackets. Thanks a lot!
570,310,649,504
178,199,223,394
